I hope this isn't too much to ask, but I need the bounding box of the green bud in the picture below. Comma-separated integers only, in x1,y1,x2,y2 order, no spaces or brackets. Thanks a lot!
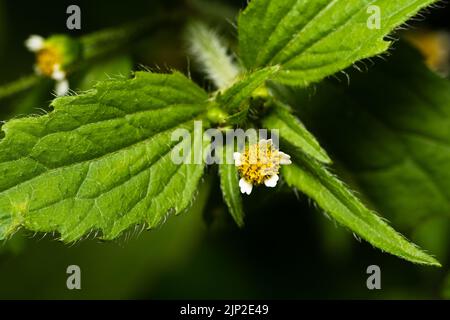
207,104,229,125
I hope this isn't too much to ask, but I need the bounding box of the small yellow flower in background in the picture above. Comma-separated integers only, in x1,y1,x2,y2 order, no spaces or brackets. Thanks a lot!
405,29,450,77
25,34,80,96
233,139,291,195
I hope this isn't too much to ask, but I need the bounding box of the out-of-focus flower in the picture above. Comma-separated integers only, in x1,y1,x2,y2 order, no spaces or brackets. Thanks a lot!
405,29,450,77
25,34,80,96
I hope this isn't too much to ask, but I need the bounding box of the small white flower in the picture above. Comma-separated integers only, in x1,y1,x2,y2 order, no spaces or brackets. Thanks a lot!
25,35,71,96
25,35,45,52
51,65,69,96
234,139,291,195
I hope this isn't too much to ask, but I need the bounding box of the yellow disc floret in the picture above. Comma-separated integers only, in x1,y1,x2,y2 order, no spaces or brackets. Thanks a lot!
36,46,63,77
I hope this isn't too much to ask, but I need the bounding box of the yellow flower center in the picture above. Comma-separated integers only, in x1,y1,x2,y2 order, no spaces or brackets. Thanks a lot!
238,141,282,185
36,46,62,77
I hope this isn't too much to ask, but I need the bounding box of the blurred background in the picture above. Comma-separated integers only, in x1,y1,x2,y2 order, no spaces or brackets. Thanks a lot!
0,0,450,299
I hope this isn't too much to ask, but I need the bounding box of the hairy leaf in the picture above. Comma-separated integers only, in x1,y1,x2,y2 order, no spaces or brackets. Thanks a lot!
262,101,331,163
217,66,279,113
282,153,440,266
0,71,209,242
239,0,437,86
218,145,245,227
274,44,450,231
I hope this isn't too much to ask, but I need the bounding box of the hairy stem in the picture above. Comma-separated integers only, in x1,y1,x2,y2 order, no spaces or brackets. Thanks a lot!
186,22,240,90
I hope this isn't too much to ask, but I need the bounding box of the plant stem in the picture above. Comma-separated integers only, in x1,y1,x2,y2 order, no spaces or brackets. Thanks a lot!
0,75,40,101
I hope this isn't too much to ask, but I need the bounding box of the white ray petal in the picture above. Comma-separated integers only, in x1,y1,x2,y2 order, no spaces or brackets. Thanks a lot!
25,35,44,52
51,65,66,81
264,174,279,187
55,79,69,96
233,152,242,166
239,178,253,195
279,152,292,165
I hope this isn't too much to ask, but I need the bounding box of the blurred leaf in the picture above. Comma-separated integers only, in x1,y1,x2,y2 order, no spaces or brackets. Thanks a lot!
238,0,437,86
282,153,440,266
0,231,25,256
75,55,133,91
316,212,353,261
442,272,450,299
0,72,209,242
80,16,173,60
6,78,53,118
273,44,450,231
0,75,40,101
411,216,450,264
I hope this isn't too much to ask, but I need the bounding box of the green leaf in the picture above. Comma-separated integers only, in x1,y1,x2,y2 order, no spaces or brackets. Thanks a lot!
238,0,437,86
282,153,440,266
218,145,245,227
0,71,209,242
262,101,331,163
273,44,450,230
217,66,279,113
